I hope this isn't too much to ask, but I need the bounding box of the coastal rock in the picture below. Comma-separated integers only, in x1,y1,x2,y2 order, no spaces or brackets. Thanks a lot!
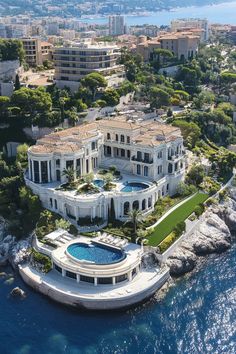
10,287,26,298
166,212,231,276
10,238,31,268
0,216,8,242
167,249,197,276
0,235,15,265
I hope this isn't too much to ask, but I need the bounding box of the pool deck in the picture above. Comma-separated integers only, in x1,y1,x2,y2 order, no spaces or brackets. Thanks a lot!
19,264,170,310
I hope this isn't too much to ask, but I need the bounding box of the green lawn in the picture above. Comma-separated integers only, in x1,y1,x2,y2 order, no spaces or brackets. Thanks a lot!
148,192,208,246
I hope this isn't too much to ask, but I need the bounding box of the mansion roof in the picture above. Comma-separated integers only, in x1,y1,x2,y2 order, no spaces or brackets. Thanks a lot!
29,118,182,155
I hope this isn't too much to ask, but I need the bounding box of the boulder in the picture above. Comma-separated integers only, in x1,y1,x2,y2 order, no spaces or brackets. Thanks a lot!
10,287,26,298
167,249,197,276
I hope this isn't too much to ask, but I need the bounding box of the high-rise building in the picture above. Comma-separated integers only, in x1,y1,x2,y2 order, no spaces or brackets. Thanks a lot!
109,15,126,36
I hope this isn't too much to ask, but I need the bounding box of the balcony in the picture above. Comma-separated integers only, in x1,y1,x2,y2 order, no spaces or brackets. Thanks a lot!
131,156,153,164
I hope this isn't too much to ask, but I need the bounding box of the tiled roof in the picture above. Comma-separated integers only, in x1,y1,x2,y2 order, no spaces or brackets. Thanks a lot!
28,118,182,155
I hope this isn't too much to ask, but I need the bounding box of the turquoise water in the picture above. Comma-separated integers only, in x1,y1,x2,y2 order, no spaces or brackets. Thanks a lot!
93,179,104,188
67,242,125,264
121,182,149,192
83,1,236,25
0,243,236,353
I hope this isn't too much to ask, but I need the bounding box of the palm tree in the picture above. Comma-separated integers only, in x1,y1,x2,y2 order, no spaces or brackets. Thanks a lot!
62,167,76,184
127,209,143,242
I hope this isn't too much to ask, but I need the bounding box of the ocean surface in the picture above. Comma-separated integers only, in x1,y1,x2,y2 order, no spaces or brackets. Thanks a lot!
0,243,236,354
82,1,236,25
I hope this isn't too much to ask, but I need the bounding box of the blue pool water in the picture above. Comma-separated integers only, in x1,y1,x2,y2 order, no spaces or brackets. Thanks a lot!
93,179,104,188
121,182,149,193
67,242,125,264
0,242,236,353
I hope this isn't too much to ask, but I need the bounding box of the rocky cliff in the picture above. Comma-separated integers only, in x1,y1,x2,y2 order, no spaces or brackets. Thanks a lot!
167,189,236,276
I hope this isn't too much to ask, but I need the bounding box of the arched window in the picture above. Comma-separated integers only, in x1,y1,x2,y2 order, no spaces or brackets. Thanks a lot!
137,164,141,175
107,133,111,140
115,134,119,141
142,199,146,210
144,166,148,177
133,200,139,210
124,202,130,215
121,135,125,143
148,197,152,208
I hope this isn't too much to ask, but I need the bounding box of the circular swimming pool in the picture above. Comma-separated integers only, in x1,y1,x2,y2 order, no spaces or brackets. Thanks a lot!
67,242,125,265
121,182,149,193
93,179,105,188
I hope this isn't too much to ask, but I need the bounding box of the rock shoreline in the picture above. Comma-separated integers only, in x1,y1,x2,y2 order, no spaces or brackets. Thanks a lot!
166,188,236,277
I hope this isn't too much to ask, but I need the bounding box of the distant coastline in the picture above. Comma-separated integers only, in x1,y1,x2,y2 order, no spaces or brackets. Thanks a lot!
81,1,236,26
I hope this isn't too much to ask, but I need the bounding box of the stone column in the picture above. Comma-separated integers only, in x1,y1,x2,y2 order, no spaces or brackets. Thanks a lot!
39,161,42,183
128,271,132,282
62,269,66,277
28,158,31,180
47,160,50,183
73,159,76,179
32,160,35,182
112,277,116,285
94,278,98,286
76,274,80,283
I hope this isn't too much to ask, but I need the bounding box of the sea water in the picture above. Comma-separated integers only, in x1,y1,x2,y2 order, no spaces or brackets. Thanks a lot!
0,242,236,353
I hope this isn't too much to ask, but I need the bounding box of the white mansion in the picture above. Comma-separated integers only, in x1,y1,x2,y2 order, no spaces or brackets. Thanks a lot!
26,117,185,228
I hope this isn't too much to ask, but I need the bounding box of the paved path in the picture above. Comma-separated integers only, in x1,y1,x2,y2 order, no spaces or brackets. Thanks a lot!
147,193,197,230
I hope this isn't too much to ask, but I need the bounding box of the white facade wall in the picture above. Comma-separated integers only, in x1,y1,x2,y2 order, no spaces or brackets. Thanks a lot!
26,123,185,227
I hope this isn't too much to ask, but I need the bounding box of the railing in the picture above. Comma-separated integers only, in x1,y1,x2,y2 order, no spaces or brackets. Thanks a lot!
131,156,153,164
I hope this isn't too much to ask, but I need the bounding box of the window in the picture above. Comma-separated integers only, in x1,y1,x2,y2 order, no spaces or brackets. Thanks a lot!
41,161,48,183
127,136,130,144
137,164,141,175
66,160,73,169
144,153,149,162
66,271,76,279
56,170,61,181
115,274,127,283
144,166,149,177
56,159,60,167
127,150,130,158
107,133,111,140
54,199,58,209
33,161,39,183
158,165,163,174
91,141,96,150
86,159,89,173
148,197,152,208
50,198,53,208
124,202,130,215
137,151,142,161
115,134,119,142
158,151,162,159
121,135,125,143
98,277,112,284
54,265,62,273
121,149,125,157
80,275,94,284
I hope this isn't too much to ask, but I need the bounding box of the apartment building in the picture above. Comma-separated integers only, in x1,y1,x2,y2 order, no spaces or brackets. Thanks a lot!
171,18,209,41
53,40,125,92
109,15,126,36
21,38,53,66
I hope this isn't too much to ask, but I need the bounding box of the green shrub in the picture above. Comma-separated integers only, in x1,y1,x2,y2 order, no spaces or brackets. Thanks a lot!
194,204,205,217
173,221,186,237
31,249,52,273
158,232,178,253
